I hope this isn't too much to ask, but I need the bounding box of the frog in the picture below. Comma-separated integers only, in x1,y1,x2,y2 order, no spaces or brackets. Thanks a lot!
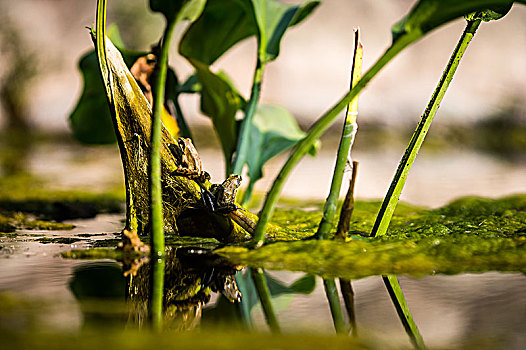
169,137,211,184
209,175,256,235
210,174,242,214
169,140,256,236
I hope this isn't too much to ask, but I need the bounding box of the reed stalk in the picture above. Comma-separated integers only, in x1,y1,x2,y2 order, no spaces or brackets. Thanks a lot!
250,267,281,333
371,18,482,238
147,14,177,332
323,278,347,334
149,19,176,258
383,275,425,349
335,161,359,240
336,161,359,336
150,257,165,331
316,29,363,240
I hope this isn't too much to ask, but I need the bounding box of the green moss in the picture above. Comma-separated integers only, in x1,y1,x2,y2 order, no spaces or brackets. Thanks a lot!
61,248,126,260
216,195,526,279
0,232,17,237
0,214,16,233
268,199,423,241
38,237,82,244
0,212,75,231
0,175,124,221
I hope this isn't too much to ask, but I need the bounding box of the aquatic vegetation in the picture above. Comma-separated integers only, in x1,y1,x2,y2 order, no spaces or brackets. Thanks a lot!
217,195,526,279
0,175,123,221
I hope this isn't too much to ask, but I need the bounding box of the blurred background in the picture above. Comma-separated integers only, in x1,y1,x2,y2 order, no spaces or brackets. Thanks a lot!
0,0,525,206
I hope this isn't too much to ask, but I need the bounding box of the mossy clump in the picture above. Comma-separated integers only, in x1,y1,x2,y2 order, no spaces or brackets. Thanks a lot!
216,195,526,279
0,175,124,221
38,237,82,245
0,212,74,231
0,214,16,233
61,248,126,260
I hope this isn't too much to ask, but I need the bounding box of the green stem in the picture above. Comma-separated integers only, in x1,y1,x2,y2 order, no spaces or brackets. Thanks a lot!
250,268,280,333
383,275,425,349
251,33,417,247
335,161,359,240
231,59,264,176
149,256,165,331
323,278,346,334
339,279,357,337
149,19,177,258
371,19,481,238
316,30,362,240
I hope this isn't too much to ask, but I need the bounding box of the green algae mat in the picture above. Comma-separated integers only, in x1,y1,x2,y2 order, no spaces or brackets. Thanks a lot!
215,195,526,279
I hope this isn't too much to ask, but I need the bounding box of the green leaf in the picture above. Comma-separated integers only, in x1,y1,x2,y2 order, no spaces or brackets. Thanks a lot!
246,105,315,182
179,0,319,65
150,0,207,22
285,274,316,294
190,59,245,164
465,3,513,21
179,0,256,65
236,270,316,316
177,73,201,94
250,0,320,62
69,25,142,145
69,50,117,144
391,0,522,43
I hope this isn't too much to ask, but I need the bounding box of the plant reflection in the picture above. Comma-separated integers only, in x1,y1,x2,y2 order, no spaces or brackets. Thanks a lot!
69,246,424,348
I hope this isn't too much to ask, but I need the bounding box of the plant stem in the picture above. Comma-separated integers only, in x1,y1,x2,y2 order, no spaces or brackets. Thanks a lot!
147,18,176,328
231,59,264,176
316,30,362,240
383,275,425,349
149,19,176,258
323,278,347,334
335,161,359,240
250,267,281,333
149,257,165,331
339,278,357,337
371,18,481,238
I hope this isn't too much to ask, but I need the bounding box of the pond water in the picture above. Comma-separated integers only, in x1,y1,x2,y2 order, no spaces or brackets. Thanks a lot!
1,136,525,349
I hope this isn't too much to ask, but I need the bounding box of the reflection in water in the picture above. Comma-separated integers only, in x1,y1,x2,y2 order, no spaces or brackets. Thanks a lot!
124,247,241,331
67,247,420,345
69,261,126,329
69,248,242,331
